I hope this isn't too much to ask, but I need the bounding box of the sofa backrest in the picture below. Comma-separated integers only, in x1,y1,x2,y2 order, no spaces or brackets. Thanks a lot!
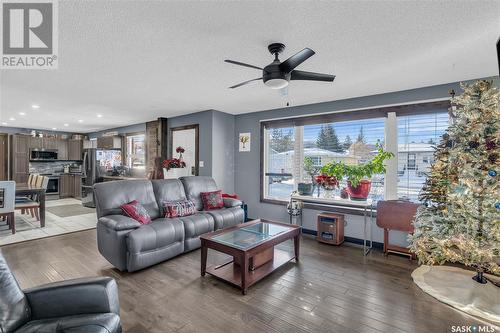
0,251,31,333
179,176,218,211
151,179,187,216
94,180,160,219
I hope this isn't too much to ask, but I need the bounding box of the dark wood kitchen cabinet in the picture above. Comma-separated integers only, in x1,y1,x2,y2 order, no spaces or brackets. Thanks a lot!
59,174,82,198
57,139,68,160
68,140,83,161
12,135,29,183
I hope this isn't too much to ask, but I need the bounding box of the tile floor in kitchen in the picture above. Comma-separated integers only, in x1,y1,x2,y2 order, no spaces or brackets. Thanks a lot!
0,198,96,246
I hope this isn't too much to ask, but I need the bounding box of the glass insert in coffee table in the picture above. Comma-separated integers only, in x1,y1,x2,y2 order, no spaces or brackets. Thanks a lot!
211,222,293,250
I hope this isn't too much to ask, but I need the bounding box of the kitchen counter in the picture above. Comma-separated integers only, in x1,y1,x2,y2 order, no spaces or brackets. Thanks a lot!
101,175,148,181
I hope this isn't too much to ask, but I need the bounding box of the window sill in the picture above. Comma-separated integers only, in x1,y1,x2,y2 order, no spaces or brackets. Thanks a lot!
261,196,377,217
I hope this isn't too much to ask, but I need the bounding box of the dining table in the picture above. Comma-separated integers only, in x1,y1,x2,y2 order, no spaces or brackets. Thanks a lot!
15,183,46,228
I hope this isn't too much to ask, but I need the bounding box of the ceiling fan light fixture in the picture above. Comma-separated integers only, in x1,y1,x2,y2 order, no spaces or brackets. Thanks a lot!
264,78,289,89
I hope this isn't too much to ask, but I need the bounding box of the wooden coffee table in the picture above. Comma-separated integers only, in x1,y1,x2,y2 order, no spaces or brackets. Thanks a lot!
200,219,301,294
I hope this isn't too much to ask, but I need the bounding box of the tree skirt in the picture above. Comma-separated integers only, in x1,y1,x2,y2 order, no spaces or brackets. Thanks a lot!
412,265,500,324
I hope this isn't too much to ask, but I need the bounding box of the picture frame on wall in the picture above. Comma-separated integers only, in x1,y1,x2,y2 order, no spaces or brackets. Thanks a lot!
0,188,4,208
239,133,251,152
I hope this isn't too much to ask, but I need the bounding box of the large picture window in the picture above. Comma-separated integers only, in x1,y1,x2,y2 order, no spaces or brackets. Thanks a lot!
261,103,450,204
397,112,449,201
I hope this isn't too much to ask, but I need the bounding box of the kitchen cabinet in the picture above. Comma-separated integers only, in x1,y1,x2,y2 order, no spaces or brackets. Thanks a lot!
59,174,82,198
44,137,57,149
68,139,83,161
97,136,122,150
12,135,29,183
57,139,68,160
29,137,43,150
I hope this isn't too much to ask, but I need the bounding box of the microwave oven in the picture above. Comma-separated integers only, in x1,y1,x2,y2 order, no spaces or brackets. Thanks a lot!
30,149,58,161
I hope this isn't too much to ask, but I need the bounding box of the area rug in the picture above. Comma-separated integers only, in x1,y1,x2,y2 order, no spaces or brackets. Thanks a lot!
46,204,95,217
412,265,500,324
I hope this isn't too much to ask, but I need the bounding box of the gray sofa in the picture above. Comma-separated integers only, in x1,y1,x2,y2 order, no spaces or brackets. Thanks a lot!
0,251,121,333
94,176,244,272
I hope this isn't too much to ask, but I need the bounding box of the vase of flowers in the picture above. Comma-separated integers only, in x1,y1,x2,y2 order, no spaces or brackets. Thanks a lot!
163,146,187,179
314,174,339,198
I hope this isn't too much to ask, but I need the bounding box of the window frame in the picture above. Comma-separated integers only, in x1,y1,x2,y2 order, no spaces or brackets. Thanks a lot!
125,132,146,171
259,100,451,208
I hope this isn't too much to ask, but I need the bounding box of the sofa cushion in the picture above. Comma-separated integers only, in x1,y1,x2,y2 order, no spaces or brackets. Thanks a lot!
121,200,151,225
16,313,121,333
127,218,184,254
94,180,160,219
151,179,187,216
204,207,245,230
201,190,223,210
180,176,218,211
177,214,215,239
0,252,31,333
163,200,196,218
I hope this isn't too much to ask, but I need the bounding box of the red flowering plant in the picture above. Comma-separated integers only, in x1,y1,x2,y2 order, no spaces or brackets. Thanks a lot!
314,174,338,191
162,146,186,170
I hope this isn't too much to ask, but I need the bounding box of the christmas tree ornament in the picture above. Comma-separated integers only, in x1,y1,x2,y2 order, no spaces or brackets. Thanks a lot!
496,202,500,210
488,170,497,177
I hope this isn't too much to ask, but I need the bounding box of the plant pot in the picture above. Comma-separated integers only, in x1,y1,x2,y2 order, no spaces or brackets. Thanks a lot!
346,180,372,200
163,167,188,179
297,183,314,196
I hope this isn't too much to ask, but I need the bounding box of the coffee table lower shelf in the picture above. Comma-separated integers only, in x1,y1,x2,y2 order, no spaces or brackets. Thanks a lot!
205,249,295,291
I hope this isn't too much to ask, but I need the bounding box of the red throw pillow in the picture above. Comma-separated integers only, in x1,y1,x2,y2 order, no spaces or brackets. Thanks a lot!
201,190,224,210
163,200,196,218
222,193,239,199
121,200,151,225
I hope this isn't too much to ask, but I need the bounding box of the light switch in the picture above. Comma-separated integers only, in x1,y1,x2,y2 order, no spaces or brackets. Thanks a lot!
199,161,204,167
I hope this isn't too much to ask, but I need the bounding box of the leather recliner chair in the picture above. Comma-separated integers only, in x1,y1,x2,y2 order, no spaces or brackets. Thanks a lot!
0,251,122,333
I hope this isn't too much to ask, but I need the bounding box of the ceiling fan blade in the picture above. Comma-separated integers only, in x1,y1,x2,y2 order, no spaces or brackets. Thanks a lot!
229,77,262,89
279,48,315,73
225,60,262,70
290,70,335,82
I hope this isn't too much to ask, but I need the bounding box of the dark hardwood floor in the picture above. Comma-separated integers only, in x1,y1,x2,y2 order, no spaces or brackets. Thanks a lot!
1,230,495,333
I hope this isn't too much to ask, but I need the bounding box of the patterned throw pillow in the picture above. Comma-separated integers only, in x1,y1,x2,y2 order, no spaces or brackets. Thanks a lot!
121,200,151,225
201,190,224,210
163,200,196,218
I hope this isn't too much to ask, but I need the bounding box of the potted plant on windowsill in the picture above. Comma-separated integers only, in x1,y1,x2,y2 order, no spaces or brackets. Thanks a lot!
320,145,394,200
298,157,319,195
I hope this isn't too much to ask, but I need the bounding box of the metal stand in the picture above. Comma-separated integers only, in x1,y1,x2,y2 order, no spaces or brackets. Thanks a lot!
363,204,374,255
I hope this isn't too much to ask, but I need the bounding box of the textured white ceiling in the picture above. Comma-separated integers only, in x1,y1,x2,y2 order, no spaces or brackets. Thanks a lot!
1,0,499,133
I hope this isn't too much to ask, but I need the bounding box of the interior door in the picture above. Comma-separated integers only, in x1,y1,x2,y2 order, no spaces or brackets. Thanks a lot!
170,125,199,176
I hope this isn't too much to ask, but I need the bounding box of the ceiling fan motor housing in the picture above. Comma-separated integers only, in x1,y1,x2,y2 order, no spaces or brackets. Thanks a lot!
263,62,290,88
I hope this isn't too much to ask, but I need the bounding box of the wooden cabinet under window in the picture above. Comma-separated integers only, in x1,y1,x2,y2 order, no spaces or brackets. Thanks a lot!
317,213,344,245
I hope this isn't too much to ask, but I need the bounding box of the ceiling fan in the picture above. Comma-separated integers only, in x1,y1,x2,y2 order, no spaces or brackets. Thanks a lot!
225,43,335,89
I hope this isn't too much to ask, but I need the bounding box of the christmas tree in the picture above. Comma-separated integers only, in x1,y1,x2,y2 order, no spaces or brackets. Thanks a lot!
410,80,500,282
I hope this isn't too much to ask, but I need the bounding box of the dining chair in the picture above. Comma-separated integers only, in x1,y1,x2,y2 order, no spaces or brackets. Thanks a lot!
0,181,16,234
15,176,48,225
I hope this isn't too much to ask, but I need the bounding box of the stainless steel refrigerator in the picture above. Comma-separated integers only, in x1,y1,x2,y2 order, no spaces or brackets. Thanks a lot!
81,148,122,208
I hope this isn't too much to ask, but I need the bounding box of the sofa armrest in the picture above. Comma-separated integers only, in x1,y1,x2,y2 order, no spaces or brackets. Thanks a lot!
25,277,120,320
223,197,242,208
99,214,141,231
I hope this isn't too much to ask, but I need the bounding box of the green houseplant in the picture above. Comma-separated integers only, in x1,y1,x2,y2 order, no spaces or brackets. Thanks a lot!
320,145,394,200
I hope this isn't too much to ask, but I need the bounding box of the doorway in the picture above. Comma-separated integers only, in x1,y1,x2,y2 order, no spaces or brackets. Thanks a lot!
170,125,199,176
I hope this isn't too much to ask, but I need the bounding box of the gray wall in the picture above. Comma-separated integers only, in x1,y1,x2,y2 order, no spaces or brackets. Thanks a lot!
212,110,235,193
233,77,499,244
